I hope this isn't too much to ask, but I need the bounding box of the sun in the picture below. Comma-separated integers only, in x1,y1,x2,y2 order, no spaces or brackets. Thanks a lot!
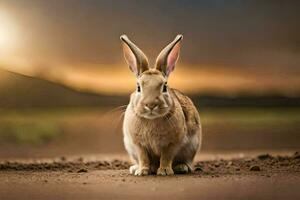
0,10,18,50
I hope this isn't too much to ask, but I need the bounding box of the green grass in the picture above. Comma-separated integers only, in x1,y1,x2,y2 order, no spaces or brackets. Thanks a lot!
0,106,299,145
200,107,300,124
0,107,112,145
0,121,61,145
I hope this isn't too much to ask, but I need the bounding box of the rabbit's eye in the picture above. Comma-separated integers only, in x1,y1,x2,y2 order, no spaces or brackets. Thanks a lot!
162,83,168,93
137,84,141,92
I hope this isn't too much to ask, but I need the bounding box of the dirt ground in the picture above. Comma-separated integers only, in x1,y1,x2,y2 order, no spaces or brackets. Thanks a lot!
0,152,299,200
1,107,300,199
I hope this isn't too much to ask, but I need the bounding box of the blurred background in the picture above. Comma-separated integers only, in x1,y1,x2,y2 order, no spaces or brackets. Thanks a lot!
0,0,299,159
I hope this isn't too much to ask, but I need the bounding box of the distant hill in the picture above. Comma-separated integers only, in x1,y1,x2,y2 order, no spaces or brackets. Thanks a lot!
0,69,128,108
0,69,299,108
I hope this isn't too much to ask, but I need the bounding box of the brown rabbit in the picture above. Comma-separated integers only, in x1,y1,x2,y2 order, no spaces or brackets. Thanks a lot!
121,34,201,176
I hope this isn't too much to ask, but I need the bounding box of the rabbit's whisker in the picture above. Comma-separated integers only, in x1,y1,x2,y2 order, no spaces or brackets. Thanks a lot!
106,105,128,115
111,110,126,135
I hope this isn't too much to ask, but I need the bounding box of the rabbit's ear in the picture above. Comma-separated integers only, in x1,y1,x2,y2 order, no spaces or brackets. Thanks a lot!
120,35,149,76
155,34,183,77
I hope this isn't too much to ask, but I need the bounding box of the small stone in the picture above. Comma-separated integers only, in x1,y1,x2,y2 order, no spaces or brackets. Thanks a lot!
77,168,88,173
214,163,220,168
257,154,273,160
45,165,51,170
194,166,203,172
122,178,125,182
293,154,300,159
250,165,260,171
96,162,105,167
60,156,66,161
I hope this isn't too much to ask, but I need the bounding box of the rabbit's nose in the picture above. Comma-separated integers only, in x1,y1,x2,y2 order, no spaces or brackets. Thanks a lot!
145,103,158,110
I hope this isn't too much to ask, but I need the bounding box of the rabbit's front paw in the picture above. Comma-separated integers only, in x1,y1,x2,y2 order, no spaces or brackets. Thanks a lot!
134,167,150,176
157,167,174,176
129,165,139,175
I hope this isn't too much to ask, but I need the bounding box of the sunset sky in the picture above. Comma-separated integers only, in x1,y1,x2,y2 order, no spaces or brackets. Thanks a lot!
0,0,299,96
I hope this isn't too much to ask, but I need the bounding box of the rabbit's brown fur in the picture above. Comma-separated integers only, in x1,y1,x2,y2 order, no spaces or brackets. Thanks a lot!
121,35,202,176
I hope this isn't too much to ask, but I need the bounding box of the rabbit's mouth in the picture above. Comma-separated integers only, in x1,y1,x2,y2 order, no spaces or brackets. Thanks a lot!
138,107,170,119
142,114,159,119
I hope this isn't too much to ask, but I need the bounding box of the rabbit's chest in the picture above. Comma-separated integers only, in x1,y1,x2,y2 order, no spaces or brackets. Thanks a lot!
129,116,186,154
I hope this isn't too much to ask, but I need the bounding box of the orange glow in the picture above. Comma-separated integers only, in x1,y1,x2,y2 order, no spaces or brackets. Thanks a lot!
0,9,19,52
1,62,300,97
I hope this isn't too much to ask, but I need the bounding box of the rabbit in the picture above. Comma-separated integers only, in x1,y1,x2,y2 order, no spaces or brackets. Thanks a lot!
120,34,202,176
